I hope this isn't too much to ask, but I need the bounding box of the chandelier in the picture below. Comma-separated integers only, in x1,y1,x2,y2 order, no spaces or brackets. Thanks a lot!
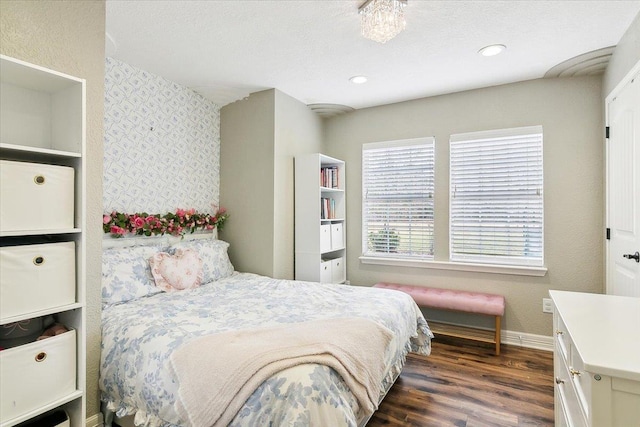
359,0,407,44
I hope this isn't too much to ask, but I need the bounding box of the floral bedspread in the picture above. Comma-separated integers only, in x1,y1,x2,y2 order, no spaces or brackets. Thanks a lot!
100,272,432,427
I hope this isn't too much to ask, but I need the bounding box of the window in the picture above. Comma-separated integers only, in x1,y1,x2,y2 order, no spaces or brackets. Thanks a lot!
449,126,543,266
362,138,435,259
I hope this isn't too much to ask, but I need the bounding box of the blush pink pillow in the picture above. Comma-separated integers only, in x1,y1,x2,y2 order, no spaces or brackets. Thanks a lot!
149,248,204,293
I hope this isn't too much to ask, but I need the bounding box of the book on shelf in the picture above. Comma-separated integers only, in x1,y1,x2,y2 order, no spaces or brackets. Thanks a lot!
320,197,336,219
320,166,339,189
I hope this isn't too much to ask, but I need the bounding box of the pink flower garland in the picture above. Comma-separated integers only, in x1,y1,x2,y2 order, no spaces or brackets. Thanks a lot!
103,208,228,238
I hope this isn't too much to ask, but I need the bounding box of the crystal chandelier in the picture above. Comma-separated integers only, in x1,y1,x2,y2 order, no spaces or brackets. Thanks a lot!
359,0,407,44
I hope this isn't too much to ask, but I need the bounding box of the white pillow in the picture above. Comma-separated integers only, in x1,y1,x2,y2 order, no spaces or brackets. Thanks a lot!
169,239,234,284
102,245,164,307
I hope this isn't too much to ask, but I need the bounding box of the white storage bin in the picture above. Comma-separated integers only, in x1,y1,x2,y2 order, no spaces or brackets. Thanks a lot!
331,257,345,284
0,330,76,424
0,242,76,322
320,224,331,253
330,223,344,250
320,260,332,283
0,160,75,232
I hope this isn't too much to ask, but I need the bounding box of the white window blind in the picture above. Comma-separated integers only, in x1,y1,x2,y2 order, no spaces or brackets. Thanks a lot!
362,138,435,259
450,126,543,266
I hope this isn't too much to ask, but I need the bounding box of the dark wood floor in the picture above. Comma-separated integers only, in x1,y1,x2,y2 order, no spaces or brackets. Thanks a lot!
368,336,554,427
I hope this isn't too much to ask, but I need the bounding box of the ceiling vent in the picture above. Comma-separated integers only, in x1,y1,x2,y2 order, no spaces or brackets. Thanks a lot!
307,103,355,119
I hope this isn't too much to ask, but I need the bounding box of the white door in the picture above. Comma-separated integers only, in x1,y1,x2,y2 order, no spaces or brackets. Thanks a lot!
607,66,640,297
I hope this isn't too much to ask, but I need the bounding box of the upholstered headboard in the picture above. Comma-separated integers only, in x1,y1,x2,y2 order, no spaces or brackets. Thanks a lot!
102,231,217,250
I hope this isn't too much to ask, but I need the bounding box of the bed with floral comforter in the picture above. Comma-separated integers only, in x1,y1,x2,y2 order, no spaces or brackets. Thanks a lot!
100,237,432,427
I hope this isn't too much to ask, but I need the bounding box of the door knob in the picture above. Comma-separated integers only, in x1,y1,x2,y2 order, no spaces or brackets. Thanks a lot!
623,251,640,263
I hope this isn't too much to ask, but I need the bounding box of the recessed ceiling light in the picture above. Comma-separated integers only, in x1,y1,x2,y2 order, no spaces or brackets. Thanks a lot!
349,75,368,84
478,44,506,57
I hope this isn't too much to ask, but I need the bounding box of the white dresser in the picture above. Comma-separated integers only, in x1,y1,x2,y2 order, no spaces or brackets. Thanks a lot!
550,290,640,427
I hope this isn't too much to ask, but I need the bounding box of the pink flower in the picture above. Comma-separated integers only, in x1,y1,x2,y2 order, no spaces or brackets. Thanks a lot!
205,224,214,230
218,207,227,215
103,215,111,224
110,225,125,235
176,208,186,218
133,216,145,228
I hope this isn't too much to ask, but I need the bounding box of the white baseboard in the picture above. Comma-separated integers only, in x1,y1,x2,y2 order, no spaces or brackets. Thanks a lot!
428,319,554,352
502,329,553,351
87,412,104,427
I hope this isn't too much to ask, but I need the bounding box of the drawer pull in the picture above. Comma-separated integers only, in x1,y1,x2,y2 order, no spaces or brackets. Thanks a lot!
35,352,47,362
34,175,46,185
33,256,45,266
555,377,565,385
556,330,564,335
570,368,582,377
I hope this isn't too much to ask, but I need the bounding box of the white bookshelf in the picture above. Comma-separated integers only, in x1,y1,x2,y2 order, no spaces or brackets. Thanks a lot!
0,55,86,427
295,153,346,283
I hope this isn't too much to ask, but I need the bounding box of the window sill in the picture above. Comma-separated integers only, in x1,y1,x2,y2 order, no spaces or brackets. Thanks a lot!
359,256,547,277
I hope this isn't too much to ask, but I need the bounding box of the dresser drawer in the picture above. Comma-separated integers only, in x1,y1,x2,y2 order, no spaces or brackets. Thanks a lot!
554,313,571,363
555,311,591,424
555,350,587,427
569,348,592,421
0,242,76,322
0,330,77,424
0,160,75,232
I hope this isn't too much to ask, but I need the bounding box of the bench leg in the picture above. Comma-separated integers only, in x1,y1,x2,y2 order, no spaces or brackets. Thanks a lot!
495,315,501,355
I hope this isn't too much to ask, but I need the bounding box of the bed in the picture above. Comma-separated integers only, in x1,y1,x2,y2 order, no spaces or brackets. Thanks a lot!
99,235,432,427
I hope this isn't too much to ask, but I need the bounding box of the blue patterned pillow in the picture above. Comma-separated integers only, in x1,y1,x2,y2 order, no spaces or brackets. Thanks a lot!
102,245,166,307
169,239,234,284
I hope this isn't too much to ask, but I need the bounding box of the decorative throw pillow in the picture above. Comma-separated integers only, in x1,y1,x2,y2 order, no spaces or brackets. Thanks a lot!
169,239,234,284
149,248,204,292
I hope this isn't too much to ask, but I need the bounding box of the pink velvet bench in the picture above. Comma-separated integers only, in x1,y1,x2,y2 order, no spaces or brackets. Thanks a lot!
373,282,505,355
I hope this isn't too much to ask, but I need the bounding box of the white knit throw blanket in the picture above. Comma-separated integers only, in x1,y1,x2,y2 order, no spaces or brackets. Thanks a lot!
170,317,394,427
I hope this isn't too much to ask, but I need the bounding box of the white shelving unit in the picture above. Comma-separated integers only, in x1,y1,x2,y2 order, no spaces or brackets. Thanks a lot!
0,55,86,427
295,153,346,284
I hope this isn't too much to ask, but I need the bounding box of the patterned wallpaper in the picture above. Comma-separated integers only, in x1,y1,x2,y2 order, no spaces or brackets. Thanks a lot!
103,57,220,214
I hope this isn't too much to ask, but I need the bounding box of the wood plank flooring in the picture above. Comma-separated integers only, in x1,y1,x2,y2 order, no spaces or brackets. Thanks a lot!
368,336,554,427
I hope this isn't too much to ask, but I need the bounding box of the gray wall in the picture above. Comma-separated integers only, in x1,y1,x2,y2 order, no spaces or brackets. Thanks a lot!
323,76,604,337
220,90,276,276
0,0,105,419
220,89,323,279
273,90,324,279
604,11,640,96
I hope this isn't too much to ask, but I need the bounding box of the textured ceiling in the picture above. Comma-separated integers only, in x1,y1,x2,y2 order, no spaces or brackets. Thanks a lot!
105,1,640,110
